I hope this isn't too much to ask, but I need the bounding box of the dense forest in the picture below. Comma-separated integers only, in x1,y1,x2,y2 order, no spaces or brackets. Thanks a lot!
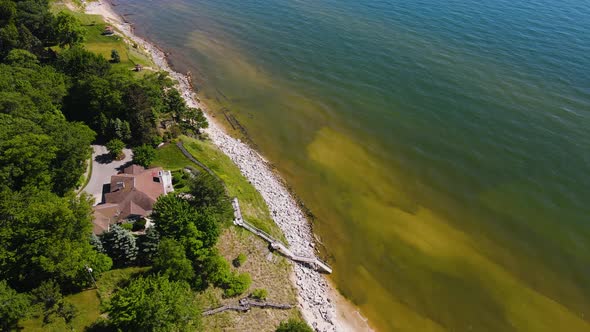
0,0,238,330
0,1,313,331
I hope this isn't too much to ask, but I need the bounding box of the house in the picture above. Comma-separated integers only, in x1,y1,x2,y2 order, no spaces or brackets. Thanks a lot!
92,165,173,234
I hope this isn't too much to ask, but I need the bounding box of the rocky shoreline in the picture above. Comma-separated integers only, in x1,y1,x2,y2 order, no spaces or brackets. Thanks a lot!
84,1,352,331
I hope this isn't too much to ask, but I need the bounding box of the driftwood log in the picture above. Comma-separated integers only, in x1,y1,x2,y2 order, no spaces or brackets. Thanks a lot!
202,298,293,316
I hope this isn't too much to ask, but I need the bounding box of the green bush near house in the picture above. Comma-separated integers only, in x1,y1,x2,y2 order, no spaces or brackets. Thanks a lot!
132,218,146,231
120,223,134,231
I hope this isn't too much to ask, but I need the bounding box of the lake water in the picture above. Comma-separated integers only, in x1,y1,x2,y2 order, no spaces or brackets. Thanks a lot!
112,0,590,330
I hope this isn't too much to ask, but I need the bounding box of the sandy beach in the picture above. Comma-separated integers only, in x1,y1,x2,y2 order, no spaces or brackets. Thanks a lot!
84,1,372,331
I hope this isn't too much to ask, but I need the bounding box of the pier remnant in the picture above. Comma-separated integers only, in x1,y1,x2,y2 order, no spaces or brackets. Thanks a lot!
232,198,332,274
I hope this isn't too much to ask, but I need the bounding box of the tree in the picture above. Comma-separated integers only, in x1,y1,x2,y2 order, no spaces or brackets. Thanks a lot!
31,280,77,328
4,49,38,67
31,280,62,325
48,121,96,195
14,0,55,44
108,118,131,141
179,107,208,136
0,1,16,27
56,46,110,78
0,280,30,332
153,238,195,282
132,144,155,168
152,194,220,261
136,227,160,265
54,11,85,48
110,49,120,63
276,319,314,332
90,234,105,254
0,190,112,291
0,130,56,191
106,138,125,159
100,224,138,267
107,275,201,331
187,172,232,221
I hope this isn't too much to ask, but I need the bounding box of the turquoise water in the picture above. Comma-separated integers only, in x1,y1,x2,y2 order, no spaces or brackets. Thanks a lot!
113,0,590,330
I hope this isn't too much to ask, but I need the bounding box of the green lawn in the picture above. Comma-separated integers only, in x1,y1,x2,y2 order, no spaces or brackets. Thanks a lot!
180,136,284,241
51,2,155,71
151,142,194,171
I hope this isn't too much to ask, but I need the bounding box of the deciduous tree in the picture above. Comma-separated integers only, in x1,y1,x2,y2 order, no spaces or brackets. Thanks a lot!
0,190,112,291
54,11,85,48
0,280,30,332
132,144,155,168
107,275,201,331
153,238,195,282
106,138,125,159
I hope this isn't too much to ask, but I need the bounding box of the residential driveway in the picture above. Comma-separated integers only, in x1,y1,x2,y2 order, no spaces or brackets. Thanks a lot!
83,145,133,205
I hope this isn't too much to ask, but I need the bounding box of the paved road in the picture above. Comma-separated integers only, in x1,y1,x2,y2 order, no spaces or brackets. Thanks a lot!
83,145,133,205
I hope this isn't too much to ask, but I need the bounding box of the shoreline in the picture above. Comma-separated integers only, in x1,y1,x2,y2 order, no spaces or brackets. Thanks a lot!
84,1,372,331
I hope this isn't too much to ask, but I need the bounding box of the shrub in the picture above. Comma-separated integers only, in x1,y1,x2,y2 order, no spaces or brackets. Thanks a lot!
132,218,146,231
233,253,247,267
110,49,120,63
276,319,314,332
106,138,125,159
120,223,134,231
151,135,163,147
251,288,268,301
223,272,251,298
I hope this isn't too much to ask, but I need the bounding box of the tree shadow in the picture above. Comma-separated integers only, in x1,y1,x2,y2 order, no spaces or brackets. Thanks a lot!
116,161,134,172
95,153,113,164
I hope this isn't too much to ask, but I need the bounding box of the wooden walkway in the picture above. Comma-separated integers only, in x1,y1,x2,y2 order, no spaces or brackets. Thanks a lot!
232,198,332,274
176,141,217,177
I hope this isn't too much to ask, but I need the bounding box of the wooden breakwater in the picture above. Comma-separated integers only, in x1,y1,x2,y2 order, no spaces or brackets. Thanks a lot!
202,298,293,316
232,198,332,274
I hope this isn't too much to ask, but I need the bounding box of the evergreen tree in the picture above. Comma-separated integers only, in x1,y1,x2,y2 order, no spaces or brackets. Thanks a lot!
136,227,160,266
110,49,120,63
100,225,138,267
90,234,105,254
